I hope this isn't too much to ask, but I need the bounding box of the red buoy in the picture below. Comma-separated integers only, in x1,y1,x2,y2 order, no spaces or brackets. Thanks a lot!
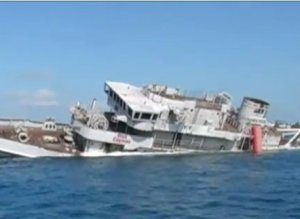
252,125,262,154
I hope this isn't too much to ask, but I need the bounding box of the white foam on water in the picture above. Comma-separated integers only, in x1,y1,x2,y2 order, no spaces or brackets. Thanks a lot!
262,145,300,152
286,146,300,151
80,150,192,157
80,148,244,158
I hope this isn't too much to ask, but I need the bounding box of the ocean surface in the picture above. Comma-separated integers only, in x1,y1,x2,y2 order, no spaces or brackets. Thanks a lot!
1,151,300,219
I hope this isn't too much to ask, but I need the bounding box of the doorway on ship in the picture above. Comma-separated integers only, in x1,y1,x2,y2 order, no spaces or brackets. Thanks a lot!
172,132,182,147
238,137,251,150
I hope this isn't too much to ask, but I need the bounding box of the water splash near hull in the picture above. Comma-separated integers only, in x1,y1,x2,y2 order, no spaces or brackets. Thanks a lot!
80,148,244,158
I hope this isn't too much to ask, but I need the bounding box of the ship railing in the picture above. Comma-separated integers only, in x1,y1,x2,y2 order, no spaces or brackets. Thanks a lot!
195,100,222,111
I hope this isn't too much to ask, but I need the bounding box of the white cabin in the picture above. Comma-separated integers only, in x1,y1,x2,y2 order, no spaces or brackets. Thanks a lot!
104,81,234,133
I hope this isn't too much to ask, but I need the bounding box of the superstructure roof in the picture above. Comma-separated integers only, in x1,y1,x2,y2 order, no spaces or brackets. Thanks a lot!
105,81,166,113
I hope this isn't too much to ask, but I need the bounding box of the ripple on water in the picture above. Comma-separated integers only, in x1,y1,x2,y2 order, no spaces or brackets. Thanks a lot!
0,151,300,218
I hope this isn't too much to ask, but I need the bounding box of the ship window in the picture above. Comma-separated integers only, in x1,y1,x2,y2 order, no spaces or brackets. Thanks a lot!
254,109,265,114
283,134,294,141
116,95,120,104
112,92,116,101
134,112,140,119
120,99,123,108
152,114,158,121
123,103,126,110
141,113,152,120
49,124,52,129
104,84,109,94
128,107,133,117
109,89,113,97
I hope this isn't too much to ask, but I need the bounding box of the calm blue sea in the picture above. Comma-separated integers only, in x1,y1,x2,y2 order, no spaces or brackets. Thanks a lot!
0,151,300,219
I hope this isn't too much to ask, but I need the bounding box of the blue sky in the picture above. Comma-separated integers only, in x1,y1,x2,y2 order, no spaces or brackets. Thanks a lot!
0,2,299,123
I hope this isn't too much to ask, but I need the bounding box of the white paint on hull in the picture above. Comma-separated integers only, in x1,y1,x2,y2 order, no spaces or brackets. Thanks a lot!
0,138,72,158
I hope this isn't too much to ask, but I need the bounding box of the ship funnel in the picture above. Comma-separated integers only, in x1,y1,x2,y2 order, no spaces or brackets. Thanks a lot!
238,97,269,127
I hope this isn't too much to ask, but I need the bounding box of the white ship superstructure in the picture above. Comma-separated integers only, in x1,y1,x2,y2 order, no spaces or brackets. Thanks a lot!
102,81,245,151
64,81,249,154
71,81,300,154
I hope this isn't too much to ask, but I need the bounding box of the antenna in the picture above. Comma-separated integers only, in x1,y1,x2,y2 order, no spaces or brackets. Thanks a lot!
90,98,97,110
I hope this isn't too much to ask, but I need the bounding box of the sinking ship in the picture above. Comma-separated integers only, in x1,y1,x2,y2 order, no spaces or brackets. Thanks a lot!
0,81,299,158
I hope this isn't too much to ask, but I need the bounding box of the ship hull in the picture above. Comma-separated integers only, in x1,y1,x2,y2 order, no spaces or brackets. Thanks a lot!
0,151,19,158
153,131,242,152
0,138,73,158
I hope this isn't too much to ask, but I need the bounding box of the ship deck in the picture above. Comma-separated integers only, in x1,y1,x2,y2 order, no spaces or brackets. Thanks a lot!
0,125,79,155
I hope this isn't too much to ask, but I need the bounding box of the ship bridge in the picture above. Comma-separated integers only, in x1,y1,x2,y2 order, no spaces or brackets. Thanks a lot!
104,81,167,123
